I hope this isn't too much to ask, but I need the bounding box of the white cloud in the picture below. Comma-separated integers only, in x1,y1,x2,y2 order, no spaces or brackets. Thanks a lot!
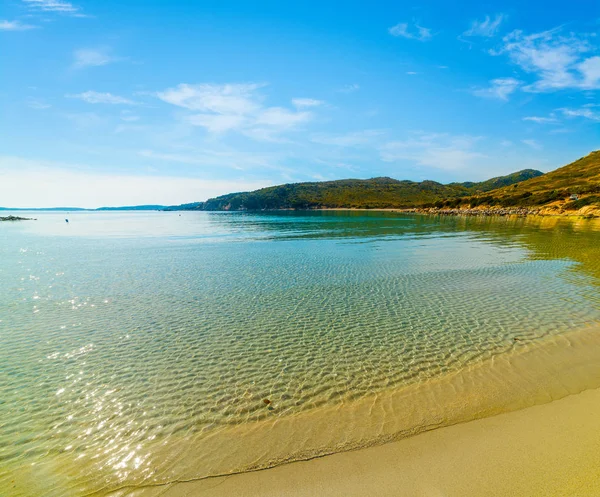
255,107,311,127
494,28,600,91
0,156,273,208
336,83,360,93
292,98,324,108
157,83,263,114
21,0,81,14
463,14,505,37
472,77,521,100
187,114,247,133
578,56,600,89
522,139,542,150
0,20,36,30
406,71,419,75
72,48,118,69
380,133,486,171
67,91,137,105
523,116,558,124
388,22,432,41
157,82,315,138
311,130,385,147
559,105,600,121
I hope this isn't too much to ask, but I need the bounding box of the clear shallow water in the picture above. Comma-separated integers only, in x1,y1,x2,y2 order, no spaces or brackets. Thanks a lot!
1,211,600,496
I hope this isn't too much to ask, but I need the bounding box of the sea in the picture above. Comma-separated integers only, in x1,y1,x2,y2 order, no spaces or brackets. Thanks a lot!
2,210,600,496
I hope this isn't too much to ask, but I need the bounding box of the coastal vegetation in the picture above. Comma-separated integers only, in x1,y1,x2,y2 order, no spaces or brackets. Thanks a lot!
174,170,542,211
169,150,600,216
428,151,600,214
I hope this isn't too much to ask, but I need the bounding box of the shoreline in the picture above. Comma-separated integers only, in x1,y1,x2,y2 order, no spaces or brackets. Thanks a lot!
157,384,600,497
400,205,600,218
99,323,600,496
314,206,600,218
175,206,600,218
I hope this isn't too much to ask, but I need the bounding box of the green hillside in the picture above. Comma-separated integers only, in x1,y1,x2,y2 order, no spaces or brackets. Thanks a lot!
453,169,545,192
186,169,542,211
435,151,600,212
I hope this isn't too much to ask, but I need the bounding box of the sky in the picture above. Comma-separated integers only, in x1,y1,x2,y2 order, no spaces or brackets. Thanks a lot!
1,0,599,207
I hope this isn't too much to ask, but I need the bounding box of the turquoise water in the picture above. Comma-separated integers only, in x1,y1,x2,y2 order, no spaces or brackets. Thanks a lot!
1,211,600,496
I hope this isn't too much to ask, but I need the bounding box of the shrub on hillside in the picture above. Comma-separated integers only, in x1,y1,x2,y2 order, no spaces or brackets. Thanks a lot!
563,196,600,210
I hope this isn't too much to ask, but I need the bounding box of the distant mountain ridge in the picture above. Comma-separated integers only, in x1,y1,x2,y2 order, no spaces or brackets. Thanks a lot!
171,169,543,211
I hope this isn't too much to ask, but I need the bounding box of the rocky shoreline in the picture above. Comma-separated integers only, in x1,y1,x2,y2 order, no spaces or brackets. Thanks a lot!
405,207,539,217
398,206,600,218
0,215,35,222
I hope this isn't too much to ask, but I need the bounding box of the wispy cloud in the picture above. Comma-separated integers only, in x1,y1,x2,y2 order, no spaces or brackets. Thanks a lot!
64,112,106,128
67,91,137,105
21,0,82,15
292,98,324,108
120,110,139,122
578,56,600,89
311,130,385,147
0,20,36,30
494,28,600,91
388,22,432,41
522,139,542,149
472,77,521,100
139,150,243,169
336,83,360,94
463,14,505,38
72,48,119,69
187,114,246,133
156,83,316,139
380,133,486,170
255,107,311,127
559,105,600,121
26,97,51,109
523,116,558,124
138,148,289,174
157,83,264,114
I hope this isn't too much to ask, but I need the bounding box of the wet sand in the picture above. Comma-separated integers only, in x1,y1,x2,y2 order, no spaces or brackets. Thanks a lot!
108,325,600,497
160,385,600,497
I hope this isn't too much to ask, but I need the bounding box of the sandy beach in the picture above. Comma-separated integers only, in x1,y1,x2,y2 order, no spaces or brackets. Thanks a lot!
157,382,600,497
104,325,600,497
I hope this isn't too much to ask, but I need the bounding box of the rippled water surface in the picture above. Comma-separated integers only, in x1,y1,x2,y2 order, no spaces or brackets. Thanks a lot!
1,211,600,496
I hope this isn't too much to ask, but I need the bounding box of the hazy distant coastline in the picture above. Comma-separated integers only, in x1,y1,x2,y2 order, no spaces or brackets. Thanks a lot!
0,205,166,212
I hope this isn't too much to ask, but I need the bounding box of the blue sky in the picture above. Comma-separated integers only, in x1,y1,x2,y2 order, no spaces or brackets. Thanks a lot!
1,0,599,207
